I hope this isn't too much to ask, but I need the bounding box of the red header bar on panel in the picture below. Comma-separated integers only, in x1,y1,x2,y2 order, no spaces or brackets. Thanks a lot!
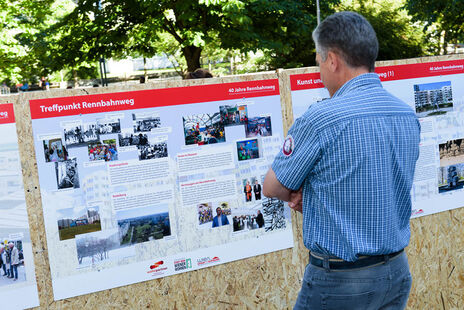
290,59,464,90
30,79,280,119
0,103,15,124
290,73,323,91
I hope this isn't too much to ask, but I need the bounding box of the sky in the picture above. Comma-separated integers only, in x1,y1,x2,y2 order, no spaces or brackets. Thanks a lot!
416,81,451,91
116,204,168,221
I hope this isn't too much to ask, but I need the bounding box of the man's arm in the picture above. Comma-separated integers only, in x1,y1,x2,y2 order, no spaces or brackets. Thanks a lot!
263,168,303,213
263,168,292,201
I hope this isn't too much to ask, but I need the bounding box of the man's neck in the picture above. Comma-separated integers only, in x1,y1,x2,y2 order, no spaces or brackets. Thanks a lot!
330,66,370,97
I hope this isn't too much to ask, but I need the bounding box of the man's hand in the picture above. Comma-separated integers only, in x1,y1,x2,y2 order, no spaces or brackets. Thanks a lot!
288,189,303,213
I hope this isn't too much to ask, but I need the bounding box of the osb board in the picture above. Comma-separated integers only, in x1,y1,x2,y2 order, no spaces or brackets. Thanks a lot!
11,54,464,309
14,71,309,310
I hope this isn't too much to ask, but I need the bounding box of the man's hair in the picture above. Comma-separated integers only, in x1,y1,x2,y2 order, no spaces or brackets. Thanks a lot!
312,11,378,72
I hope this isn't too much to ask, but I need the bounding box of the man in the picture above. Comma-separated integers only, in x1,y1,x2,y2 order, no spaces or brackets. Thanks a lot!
9,242,19,281
0,247,6,276
263,12,420,309
253,180,262,200
244,180,252,202
256,210,264,228
212,207,229,228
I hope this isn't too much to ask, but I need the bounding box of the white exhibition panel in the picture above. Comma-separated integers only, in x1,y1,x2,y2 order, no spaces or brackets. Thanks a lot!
0,103,40,310
29,80,294,300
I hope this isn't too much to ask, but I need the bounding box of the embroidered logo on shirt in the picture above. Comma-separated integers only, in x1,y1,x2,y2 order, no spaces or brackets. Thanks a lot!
282,135,294,156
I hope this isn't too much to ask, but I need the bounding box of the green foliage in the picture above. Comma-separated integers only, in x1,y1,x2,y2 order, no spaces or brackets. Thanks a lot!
0,0,74,84
340,0,426,61
404,0,464,53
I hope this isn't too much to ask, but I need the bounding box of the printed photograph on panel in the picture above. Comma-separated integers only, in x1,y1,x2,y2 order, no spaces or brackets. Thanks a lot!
96,117,121,134
116,205,171,245
43,138,68,162
182,113,225,146
219,104,248,126
236,139,260,161
197,202,213,227
57,206,102,241
242,177,262,202
132,113,161,132
439,138,464,167
119,132,147,147
63,123,99,148
55,158,80,189
262,197,289,232
137,138,168,161
75,229,135,266
245,116,272,138
232,209,265,233
414,81,453,118
0,239,26,285
438,164,464,193
210,202,231,229
88,139,118,162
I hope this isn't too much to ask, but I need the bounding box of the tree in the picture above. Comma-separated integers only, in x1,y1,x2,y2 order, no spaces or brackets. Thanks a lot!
0,0,74,84
404,0,464,54
340,0,426,61
45,0,343,75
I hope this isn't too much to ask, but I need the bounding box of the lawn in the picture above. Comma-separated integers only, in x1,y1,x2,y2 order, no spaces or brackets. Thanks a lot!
58,222,102,241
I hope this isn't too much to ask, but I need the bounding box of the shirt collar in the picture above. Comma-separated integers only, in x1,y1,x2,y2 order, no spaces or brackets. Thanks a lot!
332,73,382,98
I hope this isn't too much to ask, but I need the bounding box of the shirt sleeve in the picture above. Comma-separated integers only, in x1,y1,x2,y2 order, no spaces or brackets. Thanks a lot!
272,116,321,191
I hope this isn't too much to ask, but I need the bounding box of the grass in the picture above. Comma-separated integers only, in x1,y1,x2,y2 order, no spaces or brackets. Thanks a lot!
58,222,102,241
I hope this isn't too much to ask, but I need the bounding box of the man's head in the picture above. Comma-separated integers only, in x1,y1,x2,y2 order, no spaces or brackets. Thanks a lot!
8,242,13,249
216,207,222,216
313,11,378,71
312,12,378,95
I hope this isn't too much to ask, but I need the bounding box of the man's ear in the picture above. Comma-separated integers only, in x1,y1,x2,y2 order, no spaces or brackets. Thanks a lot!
326,51,339,73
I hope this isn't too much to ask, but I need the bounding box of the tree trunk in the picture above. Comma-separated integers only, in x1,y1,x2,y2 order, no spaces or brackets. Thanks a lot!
182,45,202,74
143,57,148,82
73,69,78,88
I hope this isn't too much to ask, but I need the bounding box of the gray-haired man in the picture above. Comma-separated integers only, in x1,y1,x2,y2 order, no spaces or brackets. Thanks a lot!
263,12,420,309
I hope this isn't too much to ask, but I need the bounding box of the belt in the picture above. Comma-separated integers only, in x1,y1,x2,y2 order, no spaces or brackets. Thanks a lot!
310,249,404,270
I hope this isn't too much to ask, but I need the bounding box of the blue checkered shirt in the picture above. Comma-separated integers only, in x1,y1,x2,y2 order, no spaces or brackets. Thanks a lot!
272,73,420,261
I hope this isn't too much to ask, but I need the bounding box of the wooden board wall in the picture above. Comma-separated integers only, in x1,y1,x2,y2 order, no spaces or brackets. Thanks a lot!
5,54,464,309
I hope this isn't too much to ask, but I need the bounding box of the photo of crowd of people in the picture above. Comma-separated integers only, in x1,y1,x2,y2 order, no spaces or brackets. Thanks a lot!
219,104,248,126
197,203,213,225
96,118,121,134
55,158,80,189
232,210,265,232
0,240,25,285
117,206,171,245
138,141,168,161
88,139,118,162
237,139,260,161
43,138,68,162
132,113,161,132
183,113,226,146
57,206,101,241
118,132,147,147
242,177,262,202
63,123,99,148
245,116,272,138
